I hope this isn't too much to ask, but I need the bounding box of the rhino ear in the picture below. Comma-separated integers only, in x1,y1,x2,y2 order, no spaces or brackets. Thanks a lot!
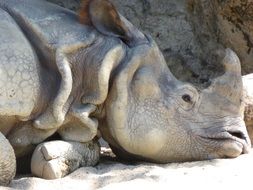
86,0,147,47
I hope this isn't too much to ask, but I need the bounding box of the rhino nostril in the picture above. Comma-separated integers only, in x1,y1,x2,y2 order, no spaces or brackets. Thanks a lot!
227,131,245,140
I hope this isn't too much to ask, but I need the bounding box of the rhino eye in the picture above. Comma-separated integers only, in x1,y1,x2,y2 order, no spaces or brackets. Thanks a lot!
182,94,192,103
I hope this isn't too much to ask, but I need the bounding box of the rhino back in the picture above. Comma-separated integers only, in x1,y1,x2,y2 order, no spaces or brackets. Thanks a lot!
0,0,97,66
0,9,40,118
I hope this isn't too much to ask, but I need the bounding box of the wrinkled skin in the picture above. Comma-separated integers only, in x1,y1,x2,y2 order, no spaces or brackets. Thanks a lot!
100,45,251,163
0,133,15,186
0,0,251,186
243,74,253,144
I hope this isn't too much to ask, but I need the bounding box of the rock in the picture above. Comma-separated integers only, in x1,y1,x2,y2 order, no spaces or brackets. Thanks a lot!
243,74,253,144
3,149,253,190
182,0,253,75
211,0,253,74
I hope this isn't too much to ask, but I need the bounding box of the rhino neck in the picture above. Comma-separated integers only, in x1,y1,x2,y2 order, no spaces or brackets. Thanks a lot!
67,35,127,109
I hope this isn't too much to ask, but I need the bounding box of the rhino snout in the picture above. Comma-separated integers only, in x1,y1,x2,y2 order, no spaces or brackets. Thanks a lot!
196,123,251,158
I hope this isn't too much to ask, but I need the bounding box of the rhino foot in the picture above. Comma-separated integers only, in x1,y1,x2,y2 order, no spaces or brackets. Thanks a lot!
31,140,100,179
58,104,98,142
0,133,16,186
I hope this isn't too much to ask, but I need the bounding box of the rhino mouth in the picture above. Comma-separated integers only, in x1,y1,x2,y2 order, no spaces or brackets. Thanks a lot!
197,128,251,158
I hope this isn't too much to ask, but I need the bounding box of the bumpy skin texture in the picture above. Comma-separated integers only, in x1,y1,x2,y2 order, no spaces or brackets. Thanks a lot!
0,133,16,186
0,0,251,185
0,8,41,120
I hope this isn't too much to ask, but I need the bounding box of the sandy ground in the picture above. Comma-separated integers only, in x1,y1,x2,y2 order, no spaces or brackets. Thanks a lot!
1,148,252,190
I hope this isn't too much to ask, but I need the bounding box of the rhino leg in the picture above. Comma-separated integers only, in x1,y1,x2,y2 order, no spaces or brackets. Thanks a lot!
58,104,98,143
7,122,58,157
34,48,73,130
31,140,100,179
0,132,16,186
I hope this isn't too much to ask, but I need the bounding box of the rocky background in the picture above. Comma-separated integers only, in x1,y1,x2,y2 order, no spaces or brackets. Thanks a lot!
47,0,253,88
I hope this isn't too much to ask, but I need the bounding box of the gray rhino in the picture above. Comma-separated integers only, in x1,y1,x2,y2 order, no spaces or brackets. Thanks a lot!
0,0,251,185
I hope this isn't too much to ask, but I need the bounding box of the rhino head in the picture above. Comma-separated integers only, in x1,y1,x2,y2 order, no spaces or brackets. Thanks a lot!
83,0,251,163
102,47,252,163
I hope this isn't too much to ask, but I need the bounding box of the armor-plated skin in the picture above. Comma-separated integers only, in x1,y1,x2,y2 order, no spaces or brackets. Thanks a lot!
0,0,251,185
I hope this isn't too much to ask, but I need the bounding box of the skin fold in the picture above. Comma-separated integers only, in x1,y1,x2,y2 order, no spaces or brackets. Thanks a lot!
0,0,251,185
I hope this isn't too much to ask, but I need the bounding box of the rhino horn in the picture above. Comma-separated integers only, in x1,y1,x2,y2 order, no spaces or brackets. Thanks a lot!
208,49,242,104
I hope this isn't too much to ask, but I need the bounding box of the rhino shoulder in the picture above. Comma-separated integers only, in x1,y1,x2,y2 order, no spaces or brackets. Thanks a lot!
0,8,41,118
0,0,97,52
